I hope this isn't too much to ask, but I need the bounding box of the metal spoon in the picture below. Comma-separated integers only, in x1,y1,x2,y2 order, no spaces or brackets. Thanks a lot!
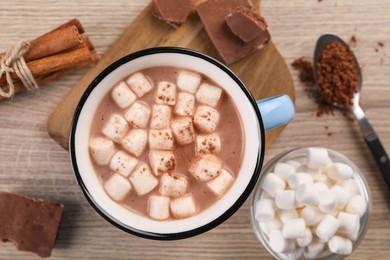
313,34,390,188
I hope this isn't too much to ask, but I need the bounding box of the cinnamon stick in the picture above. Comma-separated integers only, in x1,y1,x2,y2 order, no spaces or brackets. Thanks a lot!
45,18,85,35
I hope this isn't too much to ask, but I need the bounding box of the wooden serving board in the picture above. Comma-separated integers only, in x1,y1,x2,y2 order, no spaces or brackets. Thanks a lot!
47,0,295,150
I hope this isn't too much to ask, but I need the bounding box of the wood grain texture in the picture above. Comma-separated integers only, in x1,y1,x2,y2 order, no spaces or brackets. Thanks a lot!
0,0,389,259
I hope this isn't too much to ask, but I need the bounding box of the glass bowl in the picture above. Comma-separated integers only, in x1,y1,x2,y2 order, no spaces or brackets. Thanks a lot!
250,147,371,259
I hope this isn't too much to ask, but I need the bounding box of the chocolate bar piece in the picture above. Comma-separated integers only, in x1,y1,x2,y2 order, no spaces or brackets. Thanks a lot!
196,0,271,65
225,6,269,43
0,192,64,258
153,0,193,28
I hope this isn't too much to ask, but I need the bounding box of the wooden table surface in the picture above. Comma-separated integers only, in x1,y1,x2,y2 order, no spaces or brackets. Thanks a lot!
1,0,389,259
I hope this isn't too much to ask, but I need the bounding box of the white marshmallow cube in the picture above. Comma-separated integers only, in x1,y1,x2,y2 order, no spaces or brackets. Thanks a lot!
193,106,220,133
195,82,222,107
155,81,177,105
111,81,137,109
149,150,176,176
170,195,197,218
275,190,297,209
278,209,298,223
171,117,195,145
330,185,352,209
207,169,234,196
318,190,337,213
126,72,153,97
129,163,158,196
196,133,221,155
328,162,354,181
259,218,282,236
269,230,296,254
261,173,286,197
307,147,332,169
296,183,319,207
124,101,151,128
300,206,323,226
189,154,223,181
274,162,296,181
110,151,139,177
150,105,171,129
159,173,188,198
254,199,275,222
346,194,367,217
149,129,174,150
316,173,334,188
148,195,170,220
328,236,353,255
102,114,129,143
282,218,306,239
175,92,195,116
121,129,148,157
304,241,325,259
296,227,313,247
339,178,359,195
89,137,115,165
177,70,201,94
313,182,329,194
287,173,313,189
104,174,132,201
296,164,322,180
316,214,340,242
337,211,360,237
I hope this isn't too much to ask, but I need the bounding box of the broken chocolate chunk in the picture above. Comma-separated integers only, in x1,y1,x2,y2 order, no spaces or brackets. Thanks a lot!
153,0,193,28
225,5,269,43
196,0,271,65
0,192,64,258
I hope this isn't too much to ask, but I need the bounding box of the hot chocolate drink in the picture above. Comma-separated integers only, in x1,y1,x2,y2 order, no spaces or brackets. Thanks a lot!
88,66,244,220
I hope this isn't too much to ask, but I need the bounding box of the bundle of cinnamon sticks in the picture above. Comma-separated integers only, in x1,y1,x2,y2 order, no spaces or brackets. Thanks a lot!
0,19,99,101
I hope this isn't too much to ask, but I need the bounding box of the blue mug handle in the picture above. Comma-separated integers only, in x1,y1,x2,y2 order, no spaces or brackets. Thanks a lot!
256,95,295,131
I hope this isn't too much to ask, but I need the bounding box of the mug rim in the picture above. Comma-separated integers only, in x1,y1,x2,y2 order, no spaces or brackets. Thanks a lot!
69,47,265,240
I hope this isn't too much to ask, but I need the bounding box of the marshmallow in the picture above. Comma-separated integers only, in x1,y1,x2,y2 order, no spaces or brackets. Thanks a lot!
304,241,325,259
129,163,158,196
287,173,313,189
313,182,329,194
207,169,234,196
193,106,220,133
150,104,171,129
196,133,221,155
296,164,322,180
177,70,201,94
149,129,174,150
275,190,297,209
121,129,148,157
318,190,337,213
148,195,170,220
104,174,132,201
124,101,151,128
149,150,176,176
170,195,197,218
274,162,296,181
110,151,139,177
259,218,282,236
328,162,354,181
296,183,319,207
159,173,188,197
307,147,332,169
317,173,334,188
269,230,296,254
111,81,137,109
339,178,359,195
346,194,367,217
171,117,195,145
189,154,223,181
126,72,153,97
254,199,275,222
328,236,353,255
195,82,222,107
174,92,195,116
337,211,360,237
296,228,313,247
316,215,340,242
89,137,115,165
102,114,129,143
300,206,323,226
285,160,301,168
261,173,286,197
278,209,298,223
330,185,352,209
282,218,306,239
155,81,177,105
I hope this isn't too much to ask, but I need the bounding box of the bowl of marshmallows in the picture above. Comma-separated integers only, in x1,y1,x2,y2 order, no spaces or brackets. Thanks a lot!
250,147,371,259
